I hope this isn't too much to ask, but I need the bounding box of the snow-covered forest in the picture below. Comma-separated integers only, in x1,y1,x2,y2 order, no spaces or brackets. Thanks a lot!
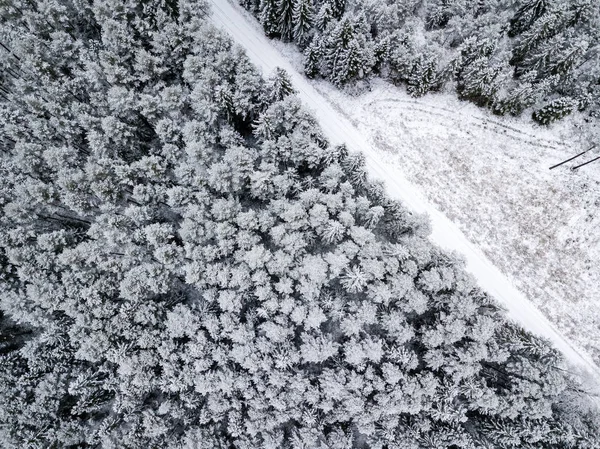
242,0,600,124
1,0,600,448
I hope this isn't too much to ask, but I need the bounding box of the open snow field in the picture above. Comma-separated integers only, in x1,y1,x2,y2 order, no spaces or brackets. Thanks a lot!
209,0,600,376
299,80,600,367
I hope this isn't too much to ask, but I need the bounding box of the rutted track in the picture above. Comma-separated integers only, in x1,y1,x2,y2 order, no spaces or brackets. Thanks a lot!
208,0,600,378
365,97,564,151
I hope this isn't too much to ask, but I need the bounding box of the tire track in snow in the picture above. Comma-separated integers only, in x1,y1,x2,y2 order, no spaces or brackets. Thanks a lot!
208,0,600,378
365,97,563,150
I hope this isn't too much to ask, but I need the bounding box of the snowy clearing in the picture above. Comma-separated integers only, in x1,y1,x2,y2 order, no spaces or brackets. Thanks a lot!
208,0,600,377
313,82,600,366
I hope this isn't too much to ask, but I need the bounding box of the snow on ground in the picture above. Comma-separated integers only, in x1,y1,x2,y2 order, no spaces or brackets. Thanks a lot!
300,80,600,368
209,0,600,377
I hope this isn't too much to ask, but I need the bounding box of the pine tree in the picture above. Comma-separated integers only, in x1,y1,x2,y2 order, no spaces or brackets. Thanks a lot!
330,0,346,19
278,0,295,41
303,38,324,78
239,0,262,13
426,0,456,30
237,0,600,122
509,0,551,37
314,1,334,31
532,97,578,124
407,53,440,97
259,0,280,37
293,0,314,46
457,57,506,106
493,71,557,115
548,38,589,78
511,4,572,71
384,32,417,85
266,67,297,103
324,16,375,86
2,0,600,447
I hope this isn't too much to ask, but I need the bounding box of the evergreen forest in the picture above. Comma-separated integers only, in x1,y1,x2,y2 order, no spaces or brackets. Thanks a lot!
0,0,599,448
242,0,600,124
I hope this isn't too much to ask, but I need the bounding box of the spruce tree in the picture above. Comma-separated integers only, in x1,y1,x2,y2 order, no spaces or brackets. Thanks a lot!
533,97,578,124
303,37,323,78
314,1,334,31
330,0,346,19
293,0,314,46
324,15,375,86
457,57,505,106
407,53,440,96
259,0,280,37
278,0,295,41
266,67,297,103
509,0,551,37
1,1,600,448
237,0,600,123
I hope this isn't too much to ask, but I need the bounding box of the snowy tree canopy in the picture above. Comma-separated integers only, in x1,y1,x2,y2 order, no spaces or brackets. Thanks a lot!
0,1,599,448
242,0,600,123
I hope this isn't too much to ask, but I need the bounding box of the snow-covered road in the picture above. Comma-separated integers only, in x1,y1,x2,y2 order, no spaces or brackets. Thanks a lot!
208,0,599,376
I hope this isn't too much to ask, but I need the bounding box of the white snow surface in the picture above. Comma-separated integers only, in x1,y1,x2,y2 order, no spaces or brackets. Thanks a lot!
208,0,600,377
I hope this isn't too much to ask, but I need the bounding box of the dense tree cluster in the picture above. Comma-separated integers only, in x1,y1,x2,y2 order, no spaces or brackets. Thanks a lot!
0,0,599,448
241,0,600,124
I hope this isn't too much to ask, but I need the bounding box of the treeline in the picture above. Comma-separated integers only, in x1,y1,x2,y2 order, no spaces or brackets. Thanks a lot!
0,0,599,448
242,0,600,124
